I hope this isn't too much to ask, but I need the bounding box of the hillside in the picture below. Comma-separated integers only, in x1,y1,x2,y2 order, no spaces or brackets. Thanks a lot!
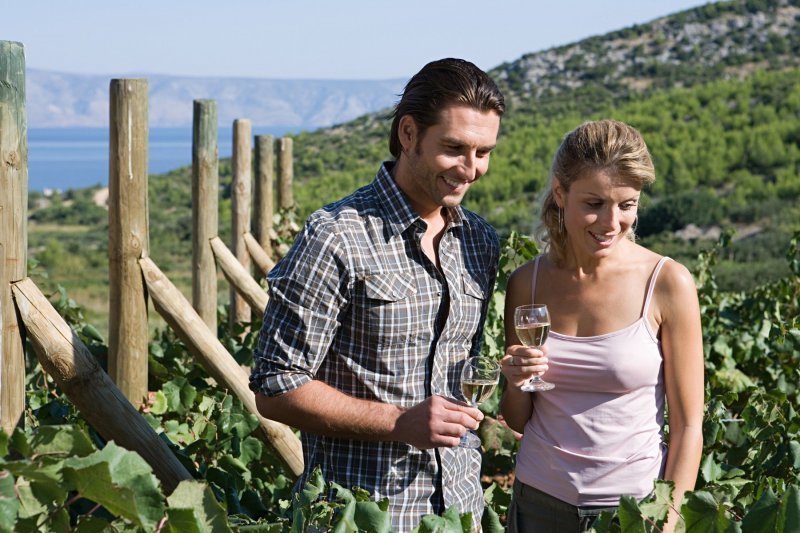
27,0,800,332
493,0,800,106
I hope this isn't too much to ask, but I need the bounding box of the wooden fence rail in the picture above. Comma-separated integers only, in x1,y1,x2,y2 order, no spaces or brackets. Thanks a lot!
210,236,270,313
11,278,193,493
139,256,303,477
244,232,276,275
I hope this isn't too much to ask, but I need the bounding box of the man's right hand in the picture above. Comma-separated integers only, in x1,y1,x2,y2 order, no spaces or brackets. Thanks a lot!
392,395,483,449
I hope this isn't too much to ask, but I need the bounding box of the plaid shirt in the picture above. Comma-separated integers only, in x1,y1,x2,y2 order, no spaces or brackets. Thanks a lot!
250,162,499,532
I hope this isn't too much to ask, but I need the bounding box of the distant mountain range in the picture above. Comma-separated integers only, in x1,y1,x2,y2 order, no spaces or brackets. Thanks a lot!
26,69,406,130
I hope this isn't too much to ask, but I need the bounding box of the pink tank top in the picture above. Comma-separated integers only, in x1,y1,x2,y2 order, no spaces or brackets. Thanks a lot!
514,256,670,506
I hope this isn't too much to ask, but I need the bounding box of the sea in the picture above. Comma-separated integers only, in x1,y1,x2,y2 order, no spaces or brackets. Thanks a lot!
27,126,302,192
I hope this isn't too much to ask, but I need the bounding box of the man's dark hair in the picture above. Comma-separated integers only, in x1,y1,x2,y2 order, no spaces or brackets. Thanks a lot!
389,58,505,158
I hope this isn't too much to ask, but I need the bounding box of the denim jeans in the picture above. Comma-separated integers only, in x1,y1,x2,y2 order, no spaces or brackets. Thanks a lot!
506,479,618,532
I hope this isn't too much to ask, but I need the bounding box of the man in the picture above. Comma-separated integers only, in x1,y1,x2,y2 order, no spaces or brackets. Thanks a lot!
249,58,504,531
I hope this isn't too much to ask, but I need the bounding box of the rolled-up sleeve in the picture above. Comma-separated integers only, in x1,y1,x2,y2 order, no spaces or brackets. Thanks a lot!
249,216,350,396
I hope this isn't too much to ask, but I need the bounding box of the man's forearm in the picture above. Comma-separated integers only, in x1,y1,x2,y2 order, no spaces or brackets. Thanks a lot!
255,380,404,441
255,379,483,449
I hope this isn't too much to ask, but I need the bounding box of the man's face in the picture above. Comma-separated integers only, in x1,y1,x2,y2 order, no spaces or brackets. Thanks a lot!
395,105,500,217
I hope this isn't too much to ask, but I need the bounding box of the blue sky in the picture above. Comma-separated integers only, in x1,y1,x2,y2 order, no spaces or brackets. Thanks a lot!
7,0,714,80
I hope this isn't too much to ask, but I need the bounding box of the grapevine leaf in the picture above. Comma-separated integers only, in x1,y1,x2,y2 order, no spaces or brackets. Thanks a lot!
682,491,739,532
218,454,251,489
638,480,672,525
166,480,231,533
0,471,19,532
590,510,617,532
296,467,325,506
238,437,263,465
353,501,393,533
481,502,505,533
49,507,71,532
10,428,32,459
778,485,800,533
165,508,203,533
30,425,95,458
701,455,724,483
414,505,467,533
15,477,51,520
200,420,218,441
197,395,216,415
478,416,518,453
0,431,8,458
789,441,800,469
62,441,166,530
81,323,105,343
179,379,198,411
151,391,169,415
330,482,357,533
73,516,115,532
741,486,779,532
163,380,184,413
618,495,646,533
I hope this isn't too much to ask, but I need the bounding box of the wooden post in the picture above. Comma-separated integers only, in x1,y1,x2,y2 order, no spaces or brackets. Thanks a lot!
108,79,149,407
139,256,303,477
253,134,274,263
192,99,219,332
11,278,192,494
230,119,252,327
0,41,27,435
277,137,294,210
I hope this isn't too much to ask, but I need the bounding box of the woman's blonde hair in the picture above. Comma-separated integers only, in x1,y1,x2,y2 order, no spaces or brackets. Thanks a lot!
538,119,656,266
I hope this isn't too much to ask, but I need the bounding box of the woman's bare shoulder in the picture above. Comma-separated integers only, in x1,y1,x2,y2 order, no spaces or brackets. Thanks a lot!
654,257,699,318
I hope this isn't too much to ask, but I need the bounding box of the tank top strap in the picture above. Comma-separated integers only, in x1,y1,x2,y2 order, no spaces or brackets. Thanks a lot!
641,256,672,318
531,255,542,304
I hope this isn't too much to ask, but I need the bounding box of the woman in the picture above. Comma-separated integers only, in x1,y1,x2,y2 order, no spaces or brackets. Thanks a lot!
501,120,703,532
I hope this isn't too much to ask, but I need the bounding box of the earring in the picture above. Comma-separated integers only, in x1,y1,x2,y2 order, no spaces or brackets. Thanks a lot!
558,208,564,234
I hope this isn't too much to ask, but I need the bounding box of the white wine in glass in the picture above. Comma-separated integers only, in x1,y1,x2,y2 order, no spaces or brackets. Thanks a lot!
514,304,555,392
458,356,500,449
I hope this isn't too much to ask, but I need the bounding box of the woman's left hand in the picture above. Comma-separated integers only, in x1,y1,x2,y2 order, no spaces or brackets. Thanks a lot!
500,344,549,390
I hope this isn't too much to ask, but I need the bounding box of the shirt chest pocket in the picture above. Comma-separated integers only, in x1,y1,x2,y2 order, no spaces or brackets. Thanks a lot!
449,272,488,337
352,272,428,348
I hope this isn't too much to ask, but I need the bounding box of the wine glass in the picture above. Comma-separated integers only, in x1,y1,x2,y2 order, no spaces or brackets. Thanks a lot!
458,355,501,448
513,304,555,392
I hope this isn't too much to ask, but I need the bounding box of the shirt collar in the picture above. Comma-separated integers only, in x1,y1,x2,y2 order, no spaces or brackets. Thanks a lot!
374,161,467,237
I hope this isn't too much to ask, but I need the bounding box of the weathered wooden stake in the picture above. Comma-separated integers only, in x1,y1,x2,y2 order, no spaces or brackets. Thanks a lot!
0,41,27,435
210,237,269,313
243,232,275,275
277,137,294,210
108,79,149,407
192,99,219,332
139,256,303,477
253,134,274,264
11,278,192,493
231,119,252,327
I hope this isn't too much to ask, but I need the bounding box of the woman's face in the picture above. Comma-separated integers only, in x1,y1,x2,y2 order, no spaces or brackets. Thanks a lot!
554,169,641,262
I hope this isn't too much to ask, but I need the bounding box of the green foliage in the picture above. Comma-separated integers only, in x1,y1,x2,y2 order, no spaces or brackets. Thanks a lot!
8,230,800,531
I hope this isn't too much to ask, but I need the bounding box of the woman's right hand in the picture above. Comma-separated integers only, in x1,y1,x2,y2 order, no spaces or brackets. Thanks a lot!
501,344,549,390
